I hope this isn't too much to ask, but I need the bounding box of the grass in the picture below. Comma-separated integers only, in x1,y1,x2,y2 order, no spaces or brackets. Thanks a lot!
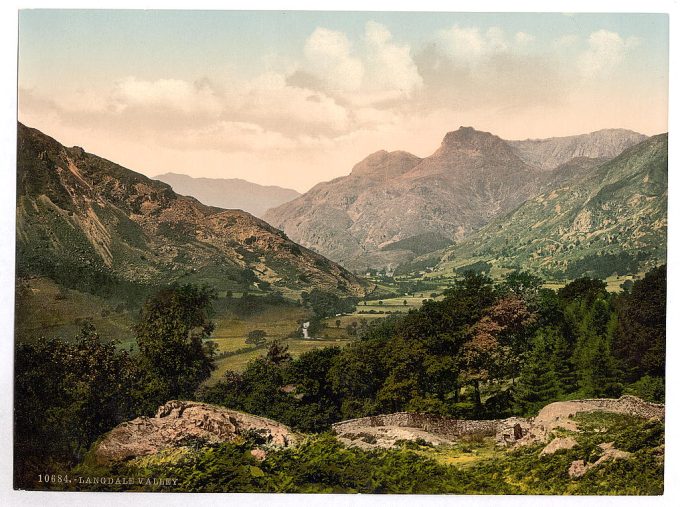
15,277,137,349
70,402,664,494
286,336,352,356
16,281,354,383
210,305,309,354
210,336,354,381
411,436,499,469
207,303,355,380
353,295,443,316
211,349,267,379
543,272,644,293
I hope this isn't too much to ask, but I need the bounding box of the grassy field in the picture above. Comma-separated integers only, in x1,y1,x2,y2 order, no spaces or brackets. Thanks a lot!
207,303,358,381
15,277,137,349
543,272,643,293
411,436,498,468
15,281,356,383
209,336,354,381
210,305,309,353
353,294,444,315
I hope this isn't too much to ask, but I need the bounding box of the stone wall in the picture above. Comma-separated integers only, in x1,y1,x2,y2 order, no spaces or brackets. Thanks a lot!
332,412,498,438
331,396,664,449
567,395,664,420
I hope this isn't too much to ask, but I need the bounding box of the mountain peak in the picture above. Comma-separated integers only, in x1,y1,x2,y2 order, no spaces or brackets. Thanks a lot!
428,127,520,166
439,127,507,152
349,150,421,179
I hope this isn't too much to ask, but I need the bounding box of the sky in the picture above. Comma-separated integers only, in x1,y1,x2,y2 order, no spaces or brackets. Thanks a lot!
18,10,669,192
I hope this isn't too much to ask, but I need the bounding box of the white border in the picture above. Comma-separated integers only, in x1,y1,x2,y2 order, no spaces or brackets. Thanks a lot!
1,1,678,506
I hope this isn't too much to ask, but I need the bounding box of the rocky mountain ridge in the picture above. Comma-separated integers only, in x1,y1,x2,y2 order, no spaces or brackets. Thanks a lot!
508,129,648,171
265,127,647,272
16,123,369,299
438,134,668,279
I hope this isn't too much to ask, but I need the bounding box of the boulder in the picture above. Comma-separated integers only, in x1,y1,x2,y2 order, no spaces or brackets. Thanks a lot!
567,442,631,478
540,436,578,456
514,396,664,446
495,417,531,447
93,400,299,465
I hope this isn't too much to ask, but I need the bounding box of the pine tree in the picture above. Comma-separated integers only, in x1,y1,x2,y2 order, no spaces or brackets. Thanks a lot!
584,336,622,398
513,335,560,415
550,330,578,395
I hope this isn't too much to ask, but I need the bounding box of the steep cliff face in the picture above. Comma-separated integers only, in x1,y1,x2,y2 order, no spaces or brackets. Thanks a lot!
265,127,542,272
16,123,369,298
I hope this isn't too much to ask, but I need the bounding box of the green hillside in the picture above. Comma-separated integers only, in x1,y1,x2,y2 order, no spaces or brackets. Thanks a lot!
439,134,667,279
16,123,369,304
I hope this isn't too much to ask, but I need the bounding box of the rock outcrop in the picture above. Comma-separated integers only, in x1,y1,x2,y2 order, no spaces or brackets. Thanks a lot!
540,436,578,456
519,395,664,446
93,396,664,462
494,417,532,447
568,442,632,478
93,400,299,465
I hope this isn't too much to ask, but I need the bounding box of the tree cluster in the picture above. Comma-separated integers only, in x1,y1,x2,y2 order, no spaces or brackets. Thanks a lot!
201,268,666,432
14,284,218,488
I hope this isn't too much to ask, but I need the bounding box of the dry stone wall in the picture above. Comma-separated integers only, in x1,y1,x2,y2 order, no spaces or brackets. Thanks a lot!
332,412,498,439
332,396,664,449
566,395,664,420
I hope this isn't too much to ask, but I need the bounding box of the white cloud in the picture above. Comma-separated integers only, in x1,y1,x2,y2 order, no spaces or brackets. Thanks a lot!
299,22,422,105
303,27,364,92
485,27,508,53
579,30,641,76
433,25,542,66
19,21,662,192
363,21,423,97
234,71,351,135
435,25,486,62
434,25,520,65
179,121,297,152
554,34,579,50
113,77,223,115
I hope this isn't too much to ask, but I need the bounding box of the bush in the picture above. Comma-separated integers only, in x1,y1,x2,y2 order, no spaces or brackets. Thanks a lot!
624,375,665,403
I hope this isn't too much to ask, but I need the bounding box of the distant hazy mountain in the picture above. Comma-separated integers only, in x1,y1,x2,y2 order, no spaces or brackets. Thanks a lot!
16,123,368,300
154,173,300,219
265,127,648,273
439,134,667,279
508,129,647,171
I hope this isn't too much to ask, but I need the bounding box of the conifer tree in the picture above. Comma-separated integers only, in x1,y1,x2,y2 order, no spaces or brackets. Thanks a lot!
550,330,578,395
583,336,622,398
513,334,560,415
